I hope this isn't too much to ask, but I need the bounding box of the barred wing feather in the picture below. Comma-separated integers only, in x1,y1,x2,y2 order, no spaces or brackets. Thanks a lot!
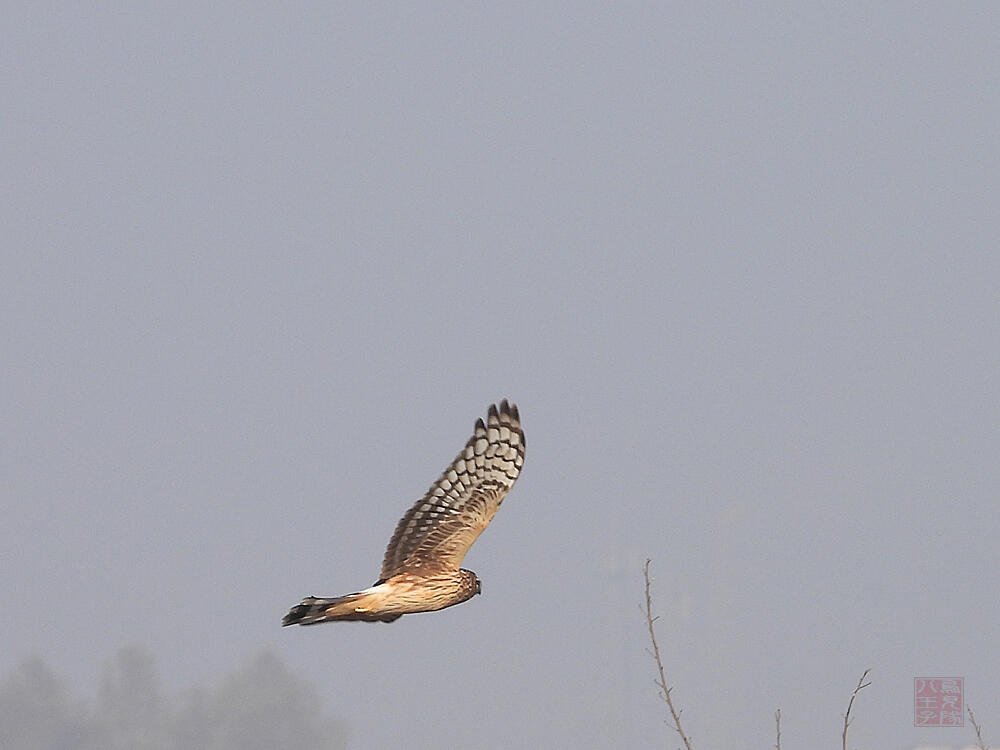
379,400,525,579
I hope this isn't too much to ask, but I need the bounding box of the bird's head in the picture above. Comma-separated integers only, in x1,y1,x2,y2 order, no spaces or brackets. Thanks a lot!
460,568,482,597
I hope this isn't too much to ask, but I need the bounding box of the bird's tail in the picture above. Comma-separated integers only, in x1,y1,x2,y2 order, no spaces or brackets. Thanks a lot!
282,595,351,626
282,590,401,626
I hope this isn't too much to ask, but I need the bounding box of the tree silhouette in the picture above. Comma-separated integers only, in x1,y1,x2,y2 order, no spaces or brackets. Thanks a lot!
0,648,348,750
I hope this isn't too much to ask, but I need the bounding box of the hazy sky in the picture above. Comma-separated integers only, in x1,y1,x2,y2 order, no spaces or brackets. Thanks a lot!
3,4,998,749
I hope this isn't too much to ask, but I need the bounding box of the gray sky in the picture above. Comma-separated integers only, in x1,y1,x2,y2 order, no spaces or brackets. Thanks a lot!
3,3,998,749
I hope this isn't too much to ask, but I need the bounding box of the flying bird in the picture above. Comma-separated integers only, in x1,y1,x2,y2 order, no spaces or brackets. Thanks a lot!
283,399,525,626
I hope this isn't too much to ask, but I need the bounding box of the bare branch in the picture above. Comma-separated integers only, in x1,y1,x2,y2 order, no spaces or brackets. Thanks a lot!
841,668,872,750
774,708,781,750
643,559,694,750
968,706,990,750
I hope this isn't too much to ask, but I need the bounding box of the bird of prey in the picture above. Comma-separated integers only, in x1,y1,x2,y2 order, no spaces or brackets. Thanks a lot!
282,399,525,626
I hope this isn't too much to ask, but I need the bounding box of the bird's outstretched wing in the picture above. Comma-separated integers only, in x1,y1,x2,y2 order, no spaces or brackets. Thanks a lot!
379,400,525,580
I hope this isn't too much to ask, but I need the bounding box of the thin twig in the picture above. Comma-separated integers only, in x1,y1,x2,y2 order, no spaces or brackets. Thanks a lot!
643,559,694,750
774,708,781,750
841,668,872,750
968,706,990,750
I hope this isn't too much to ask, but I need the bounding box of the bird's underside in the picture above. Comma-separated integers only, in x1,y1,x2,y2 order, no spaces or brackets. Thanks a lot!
282,569,480,625
282,399,524,626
